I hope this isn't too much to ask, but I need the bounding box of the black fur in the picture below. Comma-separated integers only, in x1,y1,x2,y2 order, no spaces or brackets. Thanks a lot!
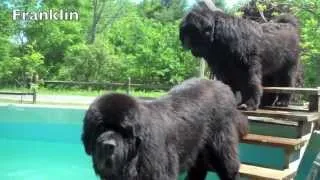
179,2,301,110
81,78,248,180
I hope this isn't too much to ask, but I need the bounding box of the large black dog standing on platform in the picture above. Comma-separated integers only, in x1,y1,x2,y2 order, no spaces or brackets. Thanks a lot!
81,78,248,180
179,2,301,110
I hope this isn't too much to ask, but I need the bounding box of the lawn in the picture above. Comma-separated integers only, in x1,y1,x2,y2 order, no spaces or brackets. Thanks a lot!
0,87,167,98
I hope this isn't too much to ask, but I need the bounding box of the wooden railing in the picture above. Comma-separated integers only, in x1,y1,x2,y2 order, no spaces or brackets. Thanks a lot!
0,88,37,104
262,86,320,112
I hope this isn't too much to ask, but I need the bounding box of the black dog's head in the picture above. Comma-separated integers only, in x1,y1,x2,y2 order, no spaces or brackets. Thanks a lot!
179,2,219,58
81,93,142,179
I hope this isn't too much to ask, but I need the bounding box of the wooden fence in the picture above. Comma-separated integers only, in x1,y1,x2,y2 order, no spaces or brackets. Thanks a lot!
43,79,173,93
0,88,37,104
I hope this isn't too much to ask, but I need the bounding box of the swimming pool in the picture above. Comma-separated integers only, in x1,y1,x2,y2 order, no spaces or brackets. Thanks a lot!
0,104,96,180
0,104,318,179
0,104,220,180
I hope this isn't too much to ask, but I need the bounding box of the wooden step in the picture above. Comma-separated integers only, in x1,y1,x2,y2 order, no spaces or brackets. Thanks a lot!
248,116,299,126
241,134,306,151
242,109,320,122
261,105,308,112
248,118,314,138
240,164,296,180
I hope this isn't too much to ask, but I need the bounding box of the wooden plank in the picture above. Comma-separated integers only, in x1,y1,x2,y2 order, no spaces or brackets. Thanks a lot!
318,87,320,112
249,121,301,138
242,109,320,122
289,122,314,170
261,105,309,112
240,164,296,180
248,116,299,126
240,143,299,170
241,134,306,151
0,92,34,95
263,87,318,95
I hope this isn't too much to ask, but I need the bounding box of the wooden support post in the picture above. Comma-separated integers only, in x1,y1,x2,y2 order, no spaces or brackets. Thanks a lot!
315,87,320,130
127,77,131,95
310,87,320,112
317,87,320,112
32,88,37,104
298,121,312,137
309,96,317,112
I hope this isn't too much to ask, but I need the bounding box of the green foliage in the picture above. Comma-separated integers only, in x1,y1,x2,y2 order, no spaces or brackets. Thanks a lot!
106,10,198,84
0,37,11,62
0,0,318,89
139,0,187,22
58,40,124,82
291,0,320,87
25,20,84,75
0,3,14,62
0,44,44,85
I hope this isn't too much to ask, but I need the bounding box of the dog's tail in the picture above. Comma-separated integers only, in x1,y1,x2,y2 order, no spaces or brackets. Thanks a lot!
273,14,299,27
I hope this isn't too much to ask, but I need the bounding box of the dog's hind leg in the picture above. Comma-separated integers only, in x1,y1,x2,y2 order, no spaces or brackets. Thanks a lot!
275,64,297,106
185,153,208,180
208,128,241,180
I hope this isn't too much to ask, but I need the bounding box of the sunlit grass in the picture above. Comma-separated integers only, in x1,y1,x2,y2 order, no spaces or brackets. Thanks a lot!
0,87,167,98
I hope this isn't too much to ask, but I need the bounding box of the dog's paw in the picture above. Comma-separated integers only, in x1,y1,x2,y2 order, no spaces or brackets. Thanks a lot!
238,103,257,111
275,100,289,107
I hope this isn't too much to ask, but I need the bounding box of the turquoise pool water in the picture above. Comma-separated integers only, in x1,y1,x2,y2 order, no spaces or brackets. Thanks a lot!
0,122,96,180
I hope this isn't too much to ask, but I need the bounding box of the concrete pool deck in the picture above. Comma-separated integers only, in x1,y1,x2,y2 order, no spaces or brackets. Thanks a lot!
0,94,96,105
0,94,155,107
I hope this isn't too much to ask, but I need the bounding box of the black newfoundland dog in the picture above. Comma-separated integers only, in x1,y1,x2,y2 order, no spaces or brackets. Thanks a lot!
179,2,301,110
82,78,248,180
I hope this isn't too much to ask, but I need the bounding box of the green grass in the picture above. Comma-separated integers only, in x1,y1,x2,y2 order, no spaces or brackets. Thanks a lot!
0,87,166,98
0,87,166,106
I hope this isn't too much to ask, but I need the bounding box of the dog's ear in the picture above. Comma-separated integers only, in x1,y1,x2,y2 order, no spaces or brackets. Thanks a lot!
81,108,104,155
196,9,215,43
121,112,142,139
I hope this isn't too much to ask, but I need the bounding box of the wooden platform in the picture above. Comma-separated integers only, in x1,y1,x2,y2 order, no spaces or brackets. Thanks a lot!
238,86,320,179
242,109,320,122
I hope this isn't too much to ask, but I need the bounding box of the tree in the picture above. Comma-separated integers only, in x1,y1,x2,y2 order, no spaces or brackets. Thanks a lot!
0,3,13,62
105,9,198,84
138,0,187,22
87,0,128,44
0,44,44,86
